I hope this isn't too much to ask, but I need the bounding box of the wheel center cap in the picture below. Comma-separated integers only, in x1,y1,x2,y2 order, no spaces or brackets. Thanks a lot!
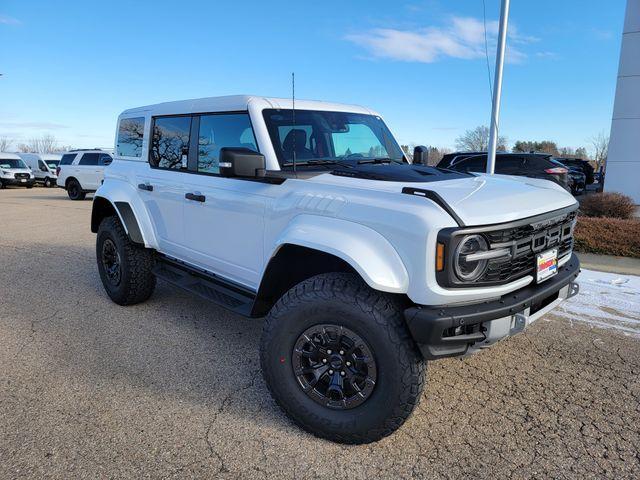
329,355,343,369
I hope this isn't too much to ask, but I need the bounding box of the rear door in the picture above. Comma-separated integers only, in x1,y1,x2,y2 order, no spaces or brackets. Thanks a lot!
76,152,101,190
135,115,190,257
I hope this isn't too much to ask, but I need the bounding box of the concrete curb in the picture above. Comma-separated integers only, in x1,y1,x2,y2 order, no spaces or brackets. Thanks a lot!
576,252,640,276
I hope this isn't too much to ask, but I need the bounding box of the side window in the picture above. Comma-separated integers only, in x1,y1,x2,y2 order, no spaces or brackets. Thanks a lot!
495,157,524,174
79,153,100,166
456,156,486,172
197,113,256,174
99,154,112,166
59,153,77,165
38,160,47,171
117,117,145,157
150,116,192,170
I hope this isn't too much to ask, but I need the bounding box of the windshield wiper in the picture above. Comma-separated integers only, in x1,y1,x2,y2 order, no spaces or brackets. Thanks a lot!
282,159,354,168
356,158,402,165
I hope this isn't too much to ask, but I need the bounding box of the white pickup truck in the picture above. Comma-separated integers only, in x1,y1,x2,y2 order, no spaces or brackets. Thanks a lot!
91,95,580,444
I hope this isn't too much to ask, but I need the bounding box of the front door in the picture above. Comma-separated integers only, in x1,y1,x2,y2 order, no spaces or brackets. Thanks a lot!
181,112,269,289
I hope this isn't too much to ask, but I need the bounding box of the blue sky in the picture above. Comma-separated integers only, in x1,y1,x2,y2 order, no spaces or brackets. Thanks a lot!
0,0,626,153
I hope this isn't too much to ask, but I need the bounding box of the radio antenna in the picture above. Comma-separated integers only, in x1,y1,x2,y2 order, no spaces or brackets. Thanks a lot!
292,72,296,173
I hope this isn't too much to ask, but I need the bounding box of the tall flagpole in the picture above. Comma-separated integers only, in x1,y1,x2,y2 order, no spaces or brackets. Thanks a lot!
486,0,510,174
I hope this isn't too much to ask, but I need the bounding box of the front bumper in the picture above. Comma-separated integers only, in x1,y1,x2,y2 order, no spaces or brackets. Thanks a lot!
1,177,36,187
405,253,580,360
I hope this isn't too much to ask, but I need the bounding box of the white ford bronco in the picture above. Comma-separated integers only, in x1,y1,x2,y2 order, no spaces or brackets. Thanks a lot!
92,95,580,444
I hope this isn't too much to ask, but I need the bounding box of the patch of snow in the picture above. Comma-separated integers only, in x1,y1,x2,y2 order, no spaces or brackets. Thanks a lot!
554,268,640,337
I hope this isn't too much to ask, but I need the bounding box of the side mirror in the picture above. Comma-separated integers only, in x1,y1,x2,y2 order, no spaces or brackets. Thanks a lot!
413,145,429,165
219,147,266,178
103,158,112,166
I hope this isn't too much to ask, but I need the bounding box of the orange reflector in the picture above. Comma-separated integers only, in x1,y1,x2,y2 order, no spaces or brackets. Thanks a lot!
436,243,445,271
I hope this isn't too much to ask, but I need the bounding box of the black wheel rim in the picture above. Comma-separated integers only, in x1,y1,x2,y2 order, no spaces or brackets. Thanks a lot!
292,324,377,410
69,184,78,197
101,238,121,286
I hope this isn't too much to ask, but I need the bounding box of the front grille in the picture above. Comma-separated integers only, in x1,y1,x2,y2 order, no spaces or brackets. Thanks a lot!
479,210,576,284
15,173,30,180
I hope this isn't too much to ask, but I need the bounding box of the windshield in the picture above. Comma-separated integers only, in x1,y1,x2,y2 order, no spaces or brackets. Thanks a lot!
0,159,27,169
46,160,60,169
263,109,405,167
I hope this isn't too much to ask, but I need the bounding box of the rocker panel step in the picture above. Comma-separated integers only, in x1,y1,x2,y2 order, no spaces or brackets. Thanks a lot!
153,257,255,317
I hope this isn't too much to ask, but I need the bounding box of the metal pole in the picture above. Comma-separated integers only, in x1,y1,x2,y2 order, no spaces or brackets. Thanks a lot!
486,0,510,174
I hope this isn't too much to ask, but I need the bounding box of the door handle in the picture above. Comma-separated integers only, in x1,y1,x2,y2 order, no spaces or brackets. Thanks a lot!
185,192,206,202
138,183,153,192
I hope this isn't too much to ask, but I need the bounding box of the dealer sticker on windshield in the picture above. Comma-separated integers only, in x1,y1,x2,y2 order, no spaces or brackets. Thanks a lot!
536,248,558,283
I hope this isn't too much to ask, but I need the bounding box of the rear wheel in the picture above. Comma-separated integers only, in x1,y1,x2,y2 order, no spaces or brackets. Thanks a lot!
67,179,86,200
260,272,426,444
96,216,156,305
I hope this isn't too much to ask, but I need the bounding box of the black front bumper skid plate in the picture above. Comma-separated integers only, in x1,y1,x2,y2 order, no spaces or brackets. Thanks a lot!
405,254,580,360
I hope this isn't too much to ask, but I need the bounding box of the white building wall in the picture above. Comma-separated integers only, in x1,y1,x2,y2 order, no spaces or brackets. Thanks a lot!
606,0,640,203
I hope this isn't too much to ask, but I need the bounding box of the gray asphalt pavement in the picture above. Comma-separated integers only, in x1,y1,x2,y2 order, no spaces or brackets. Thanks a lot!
1,187,639,479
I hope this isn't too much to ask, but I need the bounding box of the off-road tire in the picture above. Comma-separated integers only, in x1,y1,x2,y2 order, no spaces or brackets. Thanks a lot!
260,272,426,444
96,216,156,306
67,179,86,200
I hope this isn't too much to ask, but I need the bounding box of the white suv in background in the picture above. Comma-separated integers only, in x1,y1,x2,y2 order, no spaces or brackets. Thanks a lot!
57,150,113,200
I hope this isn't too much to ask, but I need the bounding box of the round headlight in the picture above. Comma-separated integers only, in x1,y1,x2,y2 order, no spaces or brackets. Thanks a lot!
454,234,489,282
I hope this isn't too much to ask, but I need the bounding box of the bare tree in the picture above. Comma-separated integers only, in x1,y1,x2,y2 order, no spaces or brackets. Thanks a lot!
427,146,452,166
590,131,609,170
17,134,60,153
455,126,507,152
0,135,13,151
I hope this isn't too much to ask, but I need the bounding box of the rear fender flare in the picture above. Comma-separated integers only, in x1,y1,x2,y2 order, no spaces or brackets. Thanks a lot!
92,182,158,249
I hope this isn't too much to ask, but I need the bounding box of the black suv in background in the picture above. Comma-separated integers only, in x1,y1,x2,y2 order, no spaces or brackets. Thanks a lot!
437,152,570,191
552,159,586,195
552,158,595,184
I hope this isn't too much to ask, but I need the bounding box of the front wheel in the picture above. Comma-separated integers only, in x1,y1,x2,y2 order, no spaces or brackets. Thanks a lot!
260,273,426,444
44,177,52,188
96,216,156,305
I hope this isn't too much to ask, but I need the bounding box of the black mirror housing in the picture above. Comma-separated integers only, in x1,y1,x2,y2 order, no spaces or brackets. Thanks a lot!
219,147,266,178
413,145,429,165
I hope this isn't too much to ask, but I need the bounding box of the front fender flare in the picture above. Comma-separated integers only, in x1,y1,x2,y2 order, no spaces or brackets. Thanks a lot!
272,215,409,293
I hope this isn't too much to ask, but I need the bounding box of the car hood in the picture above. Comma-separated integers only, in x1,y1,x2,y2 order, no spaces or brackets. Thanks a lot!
307,166,577,226
2,168,32,174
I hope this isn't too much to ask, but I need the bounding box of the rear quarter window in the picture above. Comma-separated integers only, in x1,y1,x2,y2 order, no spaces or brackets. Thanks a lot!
524,156,555,170
59,153,77,165
117,117,145,157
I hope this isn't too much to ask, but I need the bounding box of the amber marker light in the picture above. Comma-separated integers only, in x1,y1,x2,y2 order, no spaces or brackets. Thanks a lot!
436,243,445,271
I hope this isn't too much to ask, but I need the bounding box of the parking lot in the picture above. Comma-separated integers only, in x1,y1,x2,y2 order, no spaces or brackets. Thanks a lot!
1,187,639,479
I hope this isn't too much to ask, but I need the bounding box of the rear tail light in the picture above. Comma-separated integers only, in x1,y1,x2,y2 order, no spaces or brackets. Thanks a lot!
545,167,568,174
56,167,60,176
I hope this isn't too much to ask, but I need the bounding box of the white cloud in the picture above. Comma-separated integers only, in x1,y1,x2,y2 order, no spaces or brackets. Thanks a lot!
0,14,21,25
346,16,536,64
